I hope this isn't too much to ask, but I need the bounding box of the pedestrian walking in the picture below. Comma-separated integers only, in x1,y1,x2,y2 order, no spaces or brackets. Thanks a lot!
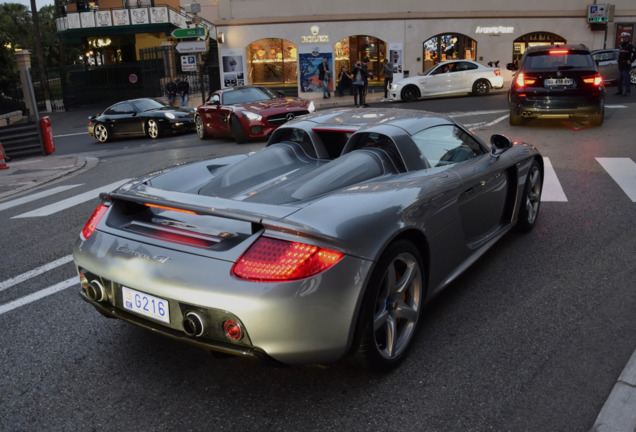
165,77,177,106
382,58,394,101
318,57,331,99
616,32,635,96
177,77,190,106
362,57,373,107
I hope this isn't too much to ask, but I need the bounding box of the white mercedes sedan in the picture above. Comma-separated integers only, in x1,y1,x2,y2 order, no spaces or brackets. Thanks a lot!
390,60,504,102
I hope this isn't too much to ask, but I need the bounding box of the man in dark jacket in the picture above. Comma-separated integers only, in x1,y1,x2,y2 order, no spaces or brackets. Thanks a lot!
318,57,331,99
617,32,635,96
165,78,177,106
177,77,190,106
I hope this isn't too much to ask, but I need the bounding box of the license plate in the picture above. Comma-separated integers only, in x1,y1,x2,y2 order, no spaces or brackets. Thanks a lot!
122,286,170,324
545,78,573,86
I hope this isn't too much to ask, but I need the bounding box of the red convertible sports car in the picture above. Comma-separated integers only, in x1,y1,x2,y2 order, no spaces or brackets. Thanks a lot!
195,86,316,143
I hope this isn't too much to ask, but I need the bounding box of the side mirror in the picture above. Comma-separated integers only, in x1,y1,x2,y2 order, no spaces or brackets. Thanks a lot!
276,91,285,98
490,134,512,157
506,63,518,71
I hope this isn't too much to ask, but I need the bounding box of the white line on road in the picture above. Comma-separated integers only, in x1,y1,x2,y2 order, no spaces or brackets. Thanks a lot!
596,158,636,202
54,132,89,138
12,179,131,218
0,185,82,212
0,255,74,293
0,277,76,316
542,157,568,202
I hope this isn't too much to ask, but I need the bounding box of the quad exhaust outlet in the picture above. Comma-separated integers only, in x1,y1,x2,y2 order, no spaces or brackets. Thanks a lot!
183,312,205,337
86,280,106,302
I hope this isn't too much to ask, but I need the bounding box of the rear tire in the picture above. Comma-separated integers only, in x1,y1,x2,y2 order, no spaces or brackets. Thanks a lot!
230,115,247,144
589,104,604,126
630,67,636,85
146,119,160,139
351,239,425,372
401,85,420,102
516,159,542,232
509,110,523,126
94,123,110,143
195,115,209,140
472,79,491,96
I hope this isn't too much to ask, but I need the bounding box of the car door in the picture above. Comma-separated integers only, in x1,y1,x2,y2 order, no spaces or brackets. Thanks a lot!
593,50,619,84
421,64,452,96
413,124,510,242
198,94,229,136
454,61,479,92
103,102,139,137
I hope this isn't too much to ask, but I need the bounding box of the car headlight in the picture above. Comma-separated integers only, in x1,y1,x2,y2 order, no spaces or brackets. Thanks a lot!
164,112,176,119
308,101,316,112
390,83,401,91
242,111,262,121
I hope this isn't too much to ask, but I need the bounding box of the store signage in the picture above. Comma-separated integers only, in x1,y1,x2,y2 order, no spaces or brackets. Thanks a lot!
475,26,515,35
301,25,329,43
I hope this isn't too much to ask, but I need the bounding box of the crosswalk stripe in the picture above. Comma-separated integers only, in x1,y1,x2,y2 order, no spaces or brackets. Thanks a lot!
0,185,82,212
12,179,131,218
596,158,636,202
0,255,74,293
541,157,568,202
0,277,76,316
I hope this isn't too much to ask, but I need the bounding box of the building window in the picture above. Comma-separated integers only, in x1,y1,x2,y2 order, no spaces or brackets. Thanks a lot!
512,32,566,65
335,35,386,84
423,34,476,72
247,38,297,87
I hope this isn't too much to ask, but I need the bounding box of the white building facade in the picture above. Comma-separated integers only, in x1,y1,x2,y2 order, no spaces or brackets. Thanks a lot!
194,0,636,98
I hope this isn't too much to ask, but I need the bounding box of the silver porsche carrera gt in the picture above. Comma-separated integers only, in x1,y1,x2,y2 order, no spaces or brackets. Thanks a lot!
73,108,543,371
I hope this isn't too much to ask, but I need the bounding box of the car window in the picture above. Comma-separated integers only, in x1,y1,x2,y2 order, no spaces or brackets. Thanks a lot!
458,62,477,71
412,125,485,168
131,99,165,112
106,103,135,114
222,87,275,105
524,51,595,71
208,94,220,104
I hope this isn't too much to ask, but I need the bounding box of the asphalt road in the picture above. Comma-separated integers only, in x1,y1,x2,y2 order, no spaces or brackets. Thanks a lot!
1,92,635,431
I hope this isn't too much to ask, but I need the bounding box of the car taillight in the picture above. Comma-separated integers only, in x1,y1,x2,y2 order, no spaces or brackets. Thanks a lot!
583,75,603,86
549,49,569,55
494,69,501,76
81,204,109,240
515,73,536,87
232,236,343,281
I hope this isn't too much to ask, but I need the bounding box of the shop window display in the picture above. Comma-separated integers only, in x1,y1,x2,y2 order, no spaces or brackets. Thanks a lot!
335,36,386,85
247,38,298,87
423,34,476,72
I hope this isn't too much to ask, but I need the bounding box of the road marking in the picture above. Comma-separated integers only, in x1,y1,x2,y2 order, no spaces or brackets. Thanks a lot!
0,255,74,293
12,179,131,218
54,132,88,138
542,157,568,202
0,277,76,316
596,158,636,202
0,185,82,212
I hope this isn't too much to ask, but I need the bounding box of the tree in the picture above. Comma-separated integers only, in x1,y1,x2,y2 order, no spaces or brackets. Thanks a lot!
30,0,50,99
0,3,32,95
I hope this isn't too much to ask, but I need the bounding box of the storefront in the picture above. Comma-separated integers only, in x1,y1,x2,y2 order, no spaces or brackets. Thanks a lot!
215,15,633,99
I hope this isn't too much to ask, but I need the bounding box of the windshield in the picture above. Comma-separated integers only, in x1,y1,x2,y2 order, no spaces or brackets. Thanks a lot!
222,87,277,105
130,98,166,112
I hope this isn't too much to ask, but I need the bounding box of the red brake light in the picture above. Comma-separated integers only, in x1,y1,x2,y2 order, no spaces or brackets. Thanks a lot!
515,73,536,87
549,49,569,55
494,69,501,76
583,75,603,86
232,237,343,281
81,204,109,240
145,203,197,215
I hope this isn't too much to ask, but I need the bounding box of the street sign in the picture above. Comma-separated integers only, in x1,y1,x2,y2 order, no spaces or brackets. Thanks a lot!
181,55,197,71
587,4,609,23
171,27,206,39
175,41,207,53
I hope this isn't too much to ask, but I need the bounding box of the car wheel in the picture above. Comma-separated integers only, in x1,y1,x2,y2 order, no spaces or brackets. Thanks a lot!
400,85,419,102
195,115,209,140
94,123,110,143
146,119,160,139
352,239,424,371
516,159,542,232
630,67,636,85
230,115,247,144
589,105,604,126
472,79,491,96
509,110,523,126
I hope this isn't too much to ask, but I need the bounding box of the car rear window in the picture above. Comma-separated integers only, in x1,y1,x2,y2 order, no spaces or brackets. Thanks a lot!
523,50,595,71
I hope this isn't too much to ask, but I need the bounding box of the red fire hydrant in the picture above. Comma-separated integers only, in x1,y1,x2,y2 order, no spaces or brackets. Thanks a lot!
40,116,55,154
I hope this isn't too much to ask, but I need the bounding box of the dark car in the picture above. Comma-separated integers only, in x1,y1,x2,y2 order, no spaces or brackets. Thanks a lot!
507,45,605,126
194,86,316,143
74,108,543,371
592,48,636,85
88,98,195,143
